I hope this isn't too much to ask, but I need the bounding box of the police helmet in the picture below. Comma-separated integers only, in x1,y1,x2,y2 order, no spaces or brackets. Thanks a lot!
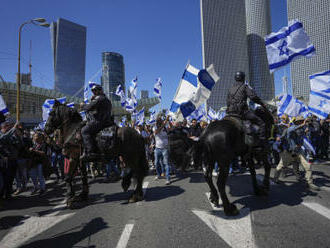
234,71,245,82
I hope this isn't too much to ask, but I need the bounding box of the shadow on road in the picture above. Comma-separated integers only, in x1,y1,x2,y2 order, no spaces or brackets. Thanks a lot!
19,217,108,248
0,215,28,230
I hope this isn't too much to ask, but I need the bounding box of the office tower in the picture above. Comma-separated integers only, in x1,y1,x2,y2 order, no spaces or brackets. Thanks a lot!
245,0,274,100
50,18,86,96
200,0,250,109
140,90,149,99
101,52,125,101
287,0,330,101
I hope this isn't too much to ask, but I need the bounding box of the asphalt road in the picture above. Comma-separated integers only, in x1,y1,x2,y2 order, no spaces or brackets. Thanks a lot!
1,161,330,248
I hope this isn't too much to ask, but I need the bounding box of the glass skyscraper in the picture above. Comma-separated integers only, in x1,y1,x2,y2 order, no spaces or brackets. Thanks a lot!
287,0,330,101
101,52,125,101
245,0,274,101
50,18,86,97
200,0,250,109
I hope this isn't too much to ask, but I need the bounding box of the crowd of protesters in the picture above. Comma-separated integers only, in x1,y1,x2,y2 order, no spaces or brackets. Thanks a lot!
0,111,329,209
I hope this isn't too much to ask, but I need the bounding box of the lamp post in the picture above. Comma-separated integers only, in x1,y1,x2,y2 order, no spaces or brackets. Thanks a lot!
16,18,50,121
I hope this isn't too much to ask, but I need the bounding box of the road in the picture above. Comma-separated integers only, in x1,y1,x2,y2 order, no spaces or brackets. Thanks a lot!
1,162,330,248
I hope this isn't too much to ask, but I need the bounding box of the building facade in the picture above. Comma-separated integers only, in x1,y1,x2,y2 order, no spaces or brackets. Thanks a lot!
101,52,125,101
140,90,149,99
245,0,274,101
287,0,330,100
200,0,250,109
50,18,86,97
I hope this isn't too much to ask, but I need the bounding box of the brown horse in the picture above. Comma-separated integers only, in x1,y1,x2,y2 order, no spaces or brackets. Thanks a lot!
44,101,149,208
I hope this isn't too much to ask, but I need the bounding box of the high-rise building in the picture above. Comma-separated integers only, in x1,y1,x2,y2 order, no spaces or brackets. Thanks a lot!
101,52,125,101
287,0,330,101
50,18,86,96
200,0,250,109
245,0,274,101
16,73,31,86
140,90,149,99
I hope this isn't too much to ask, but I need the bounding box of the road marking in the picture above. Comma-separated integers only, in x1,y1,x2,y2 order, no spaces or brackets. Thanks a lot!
47,199,67,216
142,181,149,196
116,223,134,248
192,208,256,248
302,202,330,221
0,213,74,248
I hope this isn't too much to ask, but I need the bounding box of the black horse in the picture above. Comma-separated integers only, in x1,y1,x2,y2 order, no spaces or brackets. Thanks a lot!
194,107,274,216
44,101,149,207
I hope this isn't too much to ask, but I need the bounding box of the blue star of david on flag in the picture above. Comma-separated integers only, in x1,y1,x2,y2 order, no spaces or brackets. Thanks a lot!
318,100,327,108
278,40,290,56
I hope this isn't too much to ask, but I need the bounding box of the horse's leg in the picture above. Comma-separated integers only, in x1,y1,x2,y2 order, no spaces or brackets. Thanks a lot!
216,161,239,216
246,156,259,195
76,159,89,201
65,158,79,208
129,173,144,203
203,160,219,207
262,155,271,192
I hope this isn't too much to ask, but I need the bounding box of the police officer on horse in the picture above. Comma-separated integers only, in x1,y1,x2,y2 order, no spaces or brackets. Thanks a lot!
80,85,114,161
226,71,267,148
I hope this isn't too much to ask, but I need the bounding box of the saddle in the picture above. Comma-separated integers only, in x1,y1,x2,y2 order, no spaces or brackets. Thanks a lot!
224,115,261,147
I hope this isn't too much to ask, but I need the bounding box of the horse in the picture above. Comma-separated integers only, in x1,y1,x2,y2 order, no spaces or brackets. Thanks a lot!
193,107,274,216
44,100,149,207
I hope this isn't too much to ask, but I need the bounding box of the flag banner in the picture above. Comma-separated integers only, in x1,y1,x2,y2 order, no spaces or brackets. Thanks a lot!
129,77,138,100
66,102,75,108
147,110,156,125
0,94,9,115
303,136,316,155
84,81,99,103
207,106,218,121
125,98,137,113
308,70,330,119
170,64,219,119
154,78,162,100
265,19,315,73
79,111,87,121
135,107,145,126
115,84,126,107
187,104,207,122
277,94,307,117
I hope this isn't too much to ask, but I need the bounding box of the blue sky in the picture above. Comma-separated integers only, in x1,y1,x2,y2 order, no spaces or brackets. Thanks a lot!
0,0,290,110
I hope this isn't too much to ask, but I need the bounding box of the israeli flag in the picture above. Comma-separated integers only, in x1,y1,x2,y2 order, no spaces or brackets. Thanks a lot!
187,104,206,122
66,102,75,108
0,94,9,115
303,137,316,156
207,107,218,121
115,84,126,107
308,70,330,119
277,94,307,117
129,77,138,100
265,19,315,73
147,110,156,125
79,111,87,121
83,83,89,103
125,98,137,113
135,107,145,126
218,111,226,120
170,64,219,119
154,77,162,100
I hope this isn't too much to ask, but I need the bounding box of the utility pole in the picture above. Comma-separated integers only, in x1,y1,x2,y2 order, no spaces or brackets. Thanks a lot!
29,40,32,84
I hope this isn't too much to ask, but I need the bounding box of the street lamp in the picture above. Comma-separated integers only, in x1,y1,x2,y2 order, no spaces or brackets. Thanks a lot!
16,18,50,121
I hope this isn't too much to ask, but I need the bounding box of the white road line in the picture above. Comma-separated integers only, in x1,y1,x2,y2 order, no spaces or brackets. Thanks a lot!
116,224,134,248
47,199,68,216
142,181,149,196
302,202,330,221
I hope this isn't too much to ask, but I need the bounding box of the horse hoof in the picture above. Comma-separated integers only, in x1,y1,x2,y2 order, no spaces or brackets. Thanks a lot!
129,194,143,203
224,204,239,216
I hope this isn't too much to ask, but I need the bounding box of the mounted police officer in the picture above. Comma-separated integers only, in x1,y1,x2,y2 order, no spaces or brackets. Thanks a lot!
226,71,267,148
80,85,114,161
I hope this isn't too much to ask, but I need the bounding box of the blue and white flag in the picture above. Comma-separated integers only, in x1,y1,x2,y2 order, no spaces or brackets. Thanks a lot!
154,77,162,100
187,104,206,122
0,94,9,115
265,19,315,73
303,136,316,156
135,107,145,126
218,111,226,120
42,97,67,121
277,94,307,117
207,107,218,121
115,84,126,107
147,110,156,125
308,70,330,119
79,111,87,121
66,102,75,108
170,64,219,119
84,81,98,103
129,77,138,99
125,98,137,113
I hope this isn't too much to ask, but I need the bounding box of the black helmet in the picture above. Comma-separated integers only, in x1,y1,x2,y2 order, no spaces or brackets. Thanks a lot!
234,71,245,82
91,84,103,91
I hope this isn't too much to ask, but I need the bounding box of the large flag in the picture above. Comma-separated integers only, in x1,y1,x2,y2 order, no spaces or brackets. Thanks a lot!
115,84,126,107
0,94,9,115
170,64,219,119
308,70,330,119
277,94,307,117
154,77,162,100
265,19,315,73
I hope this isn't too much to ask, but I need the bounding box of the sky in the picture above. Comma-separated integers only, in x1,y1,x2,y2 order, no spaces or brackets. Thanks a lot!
0,0,290,111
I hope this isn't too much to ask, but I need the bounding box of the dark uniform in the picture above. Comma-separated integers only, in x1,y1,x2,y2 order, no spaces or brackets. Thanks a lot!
226,71,266,144
81,92,113,155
